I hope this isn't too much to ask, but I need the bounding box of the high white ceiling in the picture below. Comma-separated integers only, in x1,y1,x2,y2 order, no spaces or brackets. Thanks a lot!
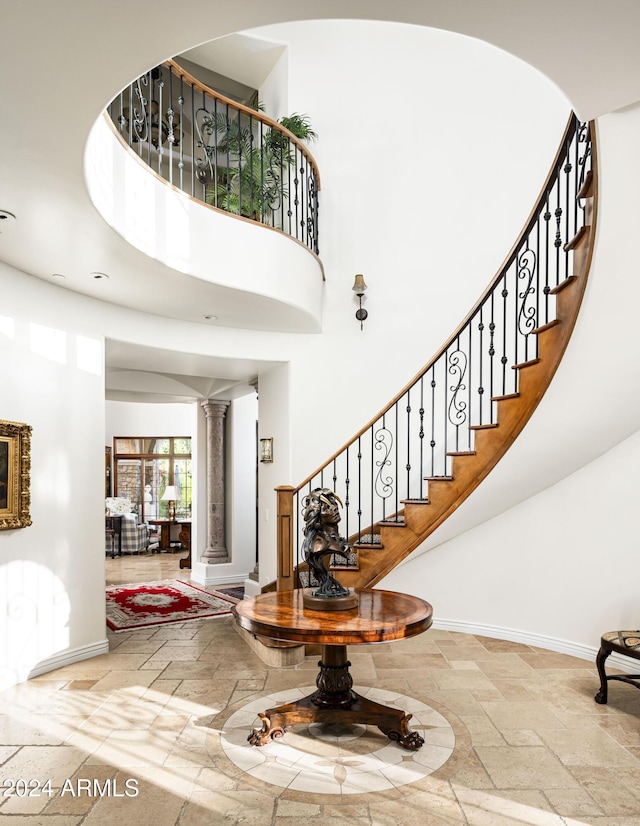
3,0,640,401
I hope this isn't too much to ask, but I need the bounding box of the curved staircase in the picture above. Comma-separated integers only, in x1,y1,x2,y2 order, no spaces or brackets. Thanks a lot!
273,114,597,593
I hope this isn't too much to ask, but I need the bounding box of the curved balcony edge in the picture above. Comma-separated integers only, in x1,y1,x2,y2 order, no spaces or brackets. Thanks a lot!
84,114,324,333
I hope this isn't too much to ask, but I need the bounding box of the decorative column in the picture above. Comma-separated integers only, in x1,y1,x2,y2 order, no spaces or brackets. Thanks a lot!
201,400,230,563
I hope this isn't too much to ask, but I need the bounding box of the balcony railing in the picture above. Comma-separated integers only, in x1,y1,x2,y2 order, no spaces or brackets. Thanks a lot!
107,60,320,254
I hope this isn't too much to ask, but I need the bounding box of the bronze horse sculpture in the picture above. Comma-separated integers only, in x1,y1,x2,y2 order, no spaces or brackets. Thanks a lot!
301,488,353,600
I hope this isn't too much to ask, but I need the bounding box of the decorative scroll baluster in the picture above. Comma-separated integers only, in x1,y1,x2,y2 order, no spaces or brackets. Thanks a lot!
517,244,537,352
447,343,468,454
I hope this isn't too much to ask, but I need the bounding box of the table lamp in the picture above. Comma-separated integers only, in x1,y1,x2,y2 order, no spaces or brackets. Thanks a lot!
160,485,180,520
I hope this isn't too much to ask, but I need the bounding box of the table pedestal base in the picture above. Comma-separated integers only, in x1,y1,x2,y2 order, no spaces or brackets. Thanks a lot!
248,644,424,751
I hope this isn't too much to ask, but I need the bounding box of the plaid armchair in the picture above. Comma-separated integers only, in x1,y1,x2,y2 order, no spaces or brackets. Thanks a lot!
105,499,149,555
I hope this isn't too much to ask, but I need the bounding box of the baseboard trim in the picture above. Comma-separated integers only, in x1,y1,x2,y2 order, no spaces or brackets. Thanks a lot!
26,639,110,681
433,618,636,674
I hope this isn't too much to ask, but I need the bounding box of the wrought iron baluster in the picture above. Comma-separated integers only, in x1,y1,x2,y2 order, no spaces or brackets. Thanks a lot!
419,377,425,499
394,405,399,517
344,449,350,540
167,67,174,184
501,273,509,395
478,308,485,426
295,489,300,582
488,292,495,419
373,421,378,523
564,151,572,282
428,367,435,477
358,436,363,541
406,390,411,500
177,74,185,192
554,178,563,289
467,323,473,450
150,70,157,171
299,161,306,245
543,195,551,315
447,338,467,455
259,120,264,223
517,241,537,364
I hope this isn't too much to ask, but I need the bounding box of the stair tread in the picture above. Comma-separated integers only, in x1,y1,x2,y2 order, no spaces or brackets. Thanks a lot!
446,450,476,457
577,170,593,199
550,275,578,295
492,393,519,401
512,358,540,370
352,533,381,548
531,318,560,335
564,225,589,251
469,422,499,430
424,475,454,481
400,498,430,504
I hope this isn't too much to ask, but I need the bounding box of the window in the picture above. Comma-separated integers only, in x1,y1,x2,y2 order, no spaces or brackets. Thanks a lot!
113,437,192,522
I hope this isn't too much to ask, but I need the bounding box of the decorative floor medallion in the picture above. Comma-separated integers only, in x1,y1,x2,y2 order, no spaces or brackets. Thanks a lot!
221,685,455,795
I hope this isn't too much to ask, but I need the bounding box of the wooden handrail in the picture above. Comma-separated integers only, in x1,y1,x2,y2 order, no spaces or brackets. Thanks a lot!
293,113,580,494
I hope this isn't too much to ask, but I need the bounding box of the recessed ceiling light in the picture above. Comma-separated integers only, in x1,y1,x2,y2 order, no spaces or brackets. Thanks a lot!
51,273,66,279
90,271,109,279
203,314,218,321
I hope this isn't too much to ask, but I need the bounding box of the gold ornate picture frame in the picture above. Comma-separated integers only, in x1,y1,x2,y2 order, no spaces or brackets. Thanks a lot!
0,419,32,530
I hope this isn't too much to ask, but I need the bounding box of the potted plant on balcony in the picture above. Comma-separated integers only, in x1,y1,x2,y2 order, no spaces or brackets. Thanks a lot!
200,109,316,223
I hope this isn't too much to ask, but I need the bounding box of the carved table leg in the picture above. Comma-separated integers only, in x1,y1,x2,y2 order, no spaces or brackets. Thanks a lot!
595,641,612,704
178,526,191,570
248,644,424,750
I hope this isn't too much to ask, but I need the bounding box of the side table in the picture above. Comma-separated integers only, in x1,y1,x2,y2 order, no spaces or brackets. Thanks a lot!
233,588,433,750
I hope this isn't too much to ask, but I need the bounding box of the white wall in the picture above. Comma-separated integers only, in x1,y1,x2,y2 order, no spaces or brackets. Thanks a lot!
257,20,569,472
384,429,640,657
105,401,193,447
383,105,640,655
228,392,259,576
0,267,107,689
256,363,291,585
250,20,571,577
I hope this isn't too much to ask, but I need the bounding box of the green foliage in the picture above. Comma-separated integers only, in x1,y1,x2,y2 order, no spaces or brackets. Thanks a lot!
199,108,316,222
277,113,317,142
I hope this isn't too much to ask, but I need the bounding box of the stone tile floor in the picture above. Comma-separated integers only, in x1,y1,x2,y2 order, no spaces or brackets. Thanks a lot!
1,554,640,824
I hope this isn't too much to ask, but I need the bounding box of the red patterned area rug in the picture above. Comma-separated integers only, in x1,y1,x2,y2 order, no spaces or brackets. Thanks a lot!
106,579,236,632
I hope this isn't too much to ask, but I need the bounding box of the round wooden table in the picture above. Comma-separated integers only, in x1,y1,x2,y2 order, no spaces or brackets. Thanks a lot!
233,588,433,750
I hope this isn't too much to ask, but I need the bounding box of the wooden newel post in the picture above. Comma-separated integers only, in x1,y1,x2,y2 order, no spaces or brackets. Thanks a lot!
275,486,296,591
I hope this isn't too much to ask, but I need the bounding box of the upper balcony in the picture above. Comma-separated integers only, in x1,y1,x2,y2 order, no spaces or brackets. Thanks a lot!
85,59,324,333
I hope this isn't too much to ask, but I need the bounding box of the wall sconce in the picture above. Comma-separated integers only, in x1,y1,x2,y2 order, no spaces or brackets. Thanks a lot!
260,437,274,463
352,273,368,330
